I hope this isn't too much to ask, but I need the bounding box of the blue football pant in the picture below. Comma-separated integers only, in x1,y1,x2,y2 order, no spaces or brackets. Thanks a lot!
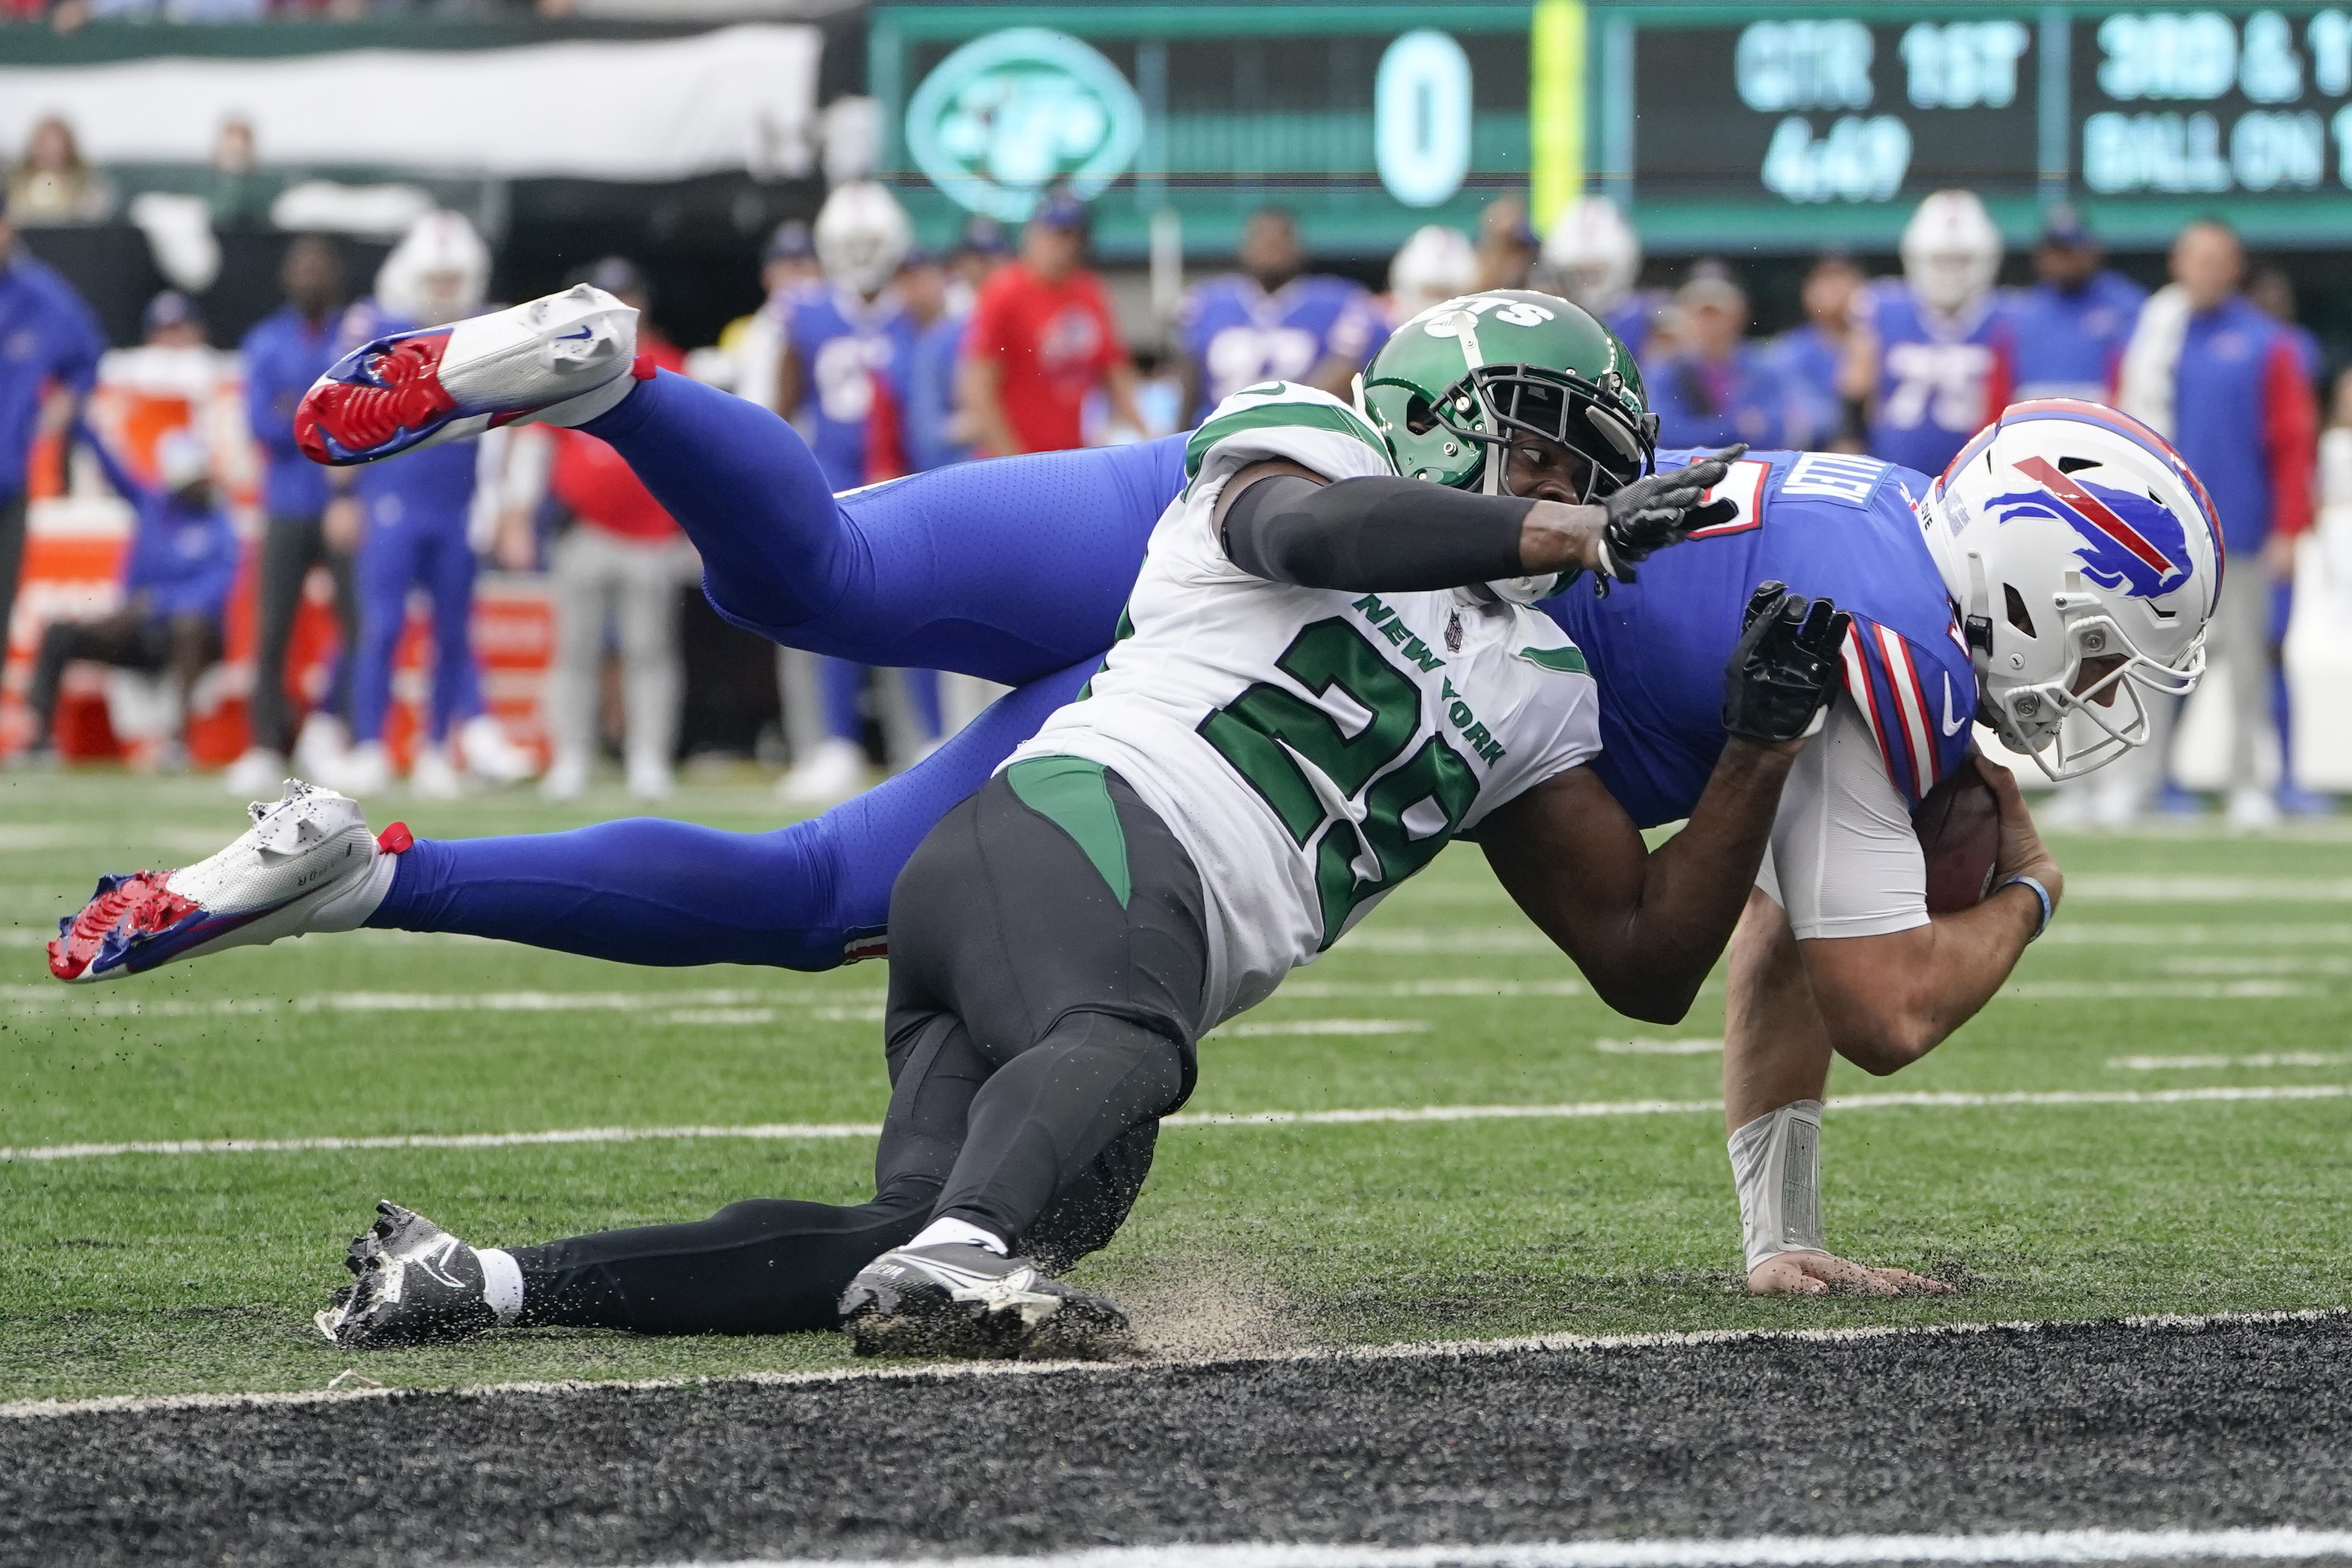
349,514,481,746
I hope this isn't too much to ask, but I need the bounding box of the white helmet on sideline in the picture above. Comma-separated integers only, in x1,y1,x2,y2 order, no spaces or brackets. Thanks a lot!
1921,399,2224,781
376,210,490,327
1538,196,1640,317
815,181,911,299
1900,190,2000,316
1388,226,1479,318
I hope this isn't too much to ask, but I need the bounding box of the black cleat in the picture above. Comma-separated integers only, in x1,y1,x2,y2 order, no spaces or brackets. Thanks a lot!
314,1201,498,1348
839,1242,1130,1361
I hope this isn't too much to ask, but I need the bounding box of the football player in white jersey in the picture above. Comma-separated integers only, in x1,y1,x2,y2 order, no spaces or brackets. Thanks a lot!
312,310,1857,1359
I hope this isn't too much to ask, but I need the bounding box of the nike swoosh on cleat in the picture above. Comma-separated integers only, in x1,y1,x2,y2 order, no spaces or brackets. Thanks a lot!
554,328,595,340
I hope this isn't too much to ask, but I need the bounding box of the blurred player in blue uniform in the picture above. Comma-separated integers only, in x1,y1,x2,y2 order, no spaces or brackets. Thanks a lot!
774,182,940,804
2007,209,2144,404
1175,206,1389,424
1538,196,1666,362
1769,254,1865,450
314,212,536,800
1849,191,2014,477
79,287,2224,1298
2248,264,2332,816
1642,265,1820,453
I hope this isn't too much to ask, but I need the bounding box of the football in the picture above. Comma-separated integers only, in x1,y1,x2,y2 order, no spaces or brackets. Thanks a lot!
1912,764,2002,914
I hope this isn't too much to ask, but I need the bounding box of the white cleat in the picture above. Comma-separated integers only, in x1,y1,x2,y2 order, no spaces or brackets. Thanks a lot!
292,712,351,779
320,739,393,799
778,737,868,806
49,780,405,983
407,742,466,800
539,749,591,802
223,746,289,798
458,713,538,785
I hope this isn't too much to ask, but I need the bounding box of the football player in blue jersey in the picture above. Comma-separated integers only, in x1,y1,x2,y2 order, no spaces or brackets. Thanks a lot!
1538,195,1666,365
2008,208,2146,405
1847,191,2017,478
1176,206,1391,425
65,287,2221,1300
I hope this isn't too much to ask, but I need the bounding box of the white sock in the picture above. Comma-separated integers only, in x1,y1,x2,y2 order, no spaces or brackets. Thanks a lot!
1728,1099,1825,1273
307,845,400,933
909,1216,1007,1255
477,1246,524,1324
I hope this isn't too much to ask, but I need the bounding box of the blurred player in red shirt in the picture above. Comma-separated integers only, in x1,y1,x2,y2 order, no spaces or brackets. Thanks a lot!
958,193,1145,456
497,258,696,802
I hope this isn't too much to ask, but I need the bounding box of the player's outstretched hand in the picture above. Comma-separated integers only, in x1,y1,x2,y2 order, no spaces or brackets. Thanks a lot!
1746,1249,1958,1297
1720,581,1852,747
1593,443,1746,590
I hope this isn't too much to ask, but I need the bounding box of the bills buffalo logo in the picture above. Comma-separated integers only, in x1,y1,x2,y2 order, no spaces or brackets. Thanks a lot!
1987,456,2191,599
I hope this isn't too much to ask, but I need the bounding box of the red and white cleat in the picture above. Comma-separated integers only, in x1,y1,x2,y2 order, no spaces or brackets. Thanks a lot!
49,781,409,984
295,284,646,466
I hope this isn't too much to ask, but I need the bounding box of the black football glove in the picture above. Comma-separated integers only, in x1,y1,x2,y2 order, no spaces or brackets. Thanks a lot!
1720,581,1852,744
1591,443,1746,595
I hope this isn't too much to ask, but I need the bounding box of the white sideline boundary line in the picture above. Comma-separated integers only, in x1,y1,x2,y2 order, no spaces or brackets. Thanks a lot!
619,1527,2352,1567
5,1083,2345,1164
1,1306,2344,1423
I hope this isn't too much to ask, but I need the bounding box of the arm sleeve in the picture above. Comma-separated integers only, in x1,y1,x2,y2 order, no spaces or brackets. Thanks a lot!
74,420,148,509
1218,471,1531,591
2263,337,2319,540
55,291,105,395
1751,697,1929,941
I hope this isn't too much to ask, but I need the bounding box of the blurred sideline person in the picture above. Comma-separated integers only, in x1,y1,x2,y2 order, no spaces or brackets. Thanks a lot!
1174,206,1389,424
889,247,972,476
1769,254,1864,452
0,190,106,695
2314,367,2352,636
313,211,536,800
72,284,2218,1302
22,425,234,768
1381,224,1479,327
1842,190,2014,477
227,235,359,796
2248,265,2332,816
2008,207,2145,404
499,258,695,802
2108,219,2318,831
1473,195,1540,292
6,114,111,226
1538,194,1662,360
959,192,1144,458
775,181,940,805
1640,263,1817,452
948,214,1012,313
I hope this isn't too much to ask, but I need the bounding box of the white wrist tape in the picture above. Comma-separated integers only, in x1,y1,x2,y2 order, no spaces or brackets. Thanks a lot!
1729,1098,1825,1273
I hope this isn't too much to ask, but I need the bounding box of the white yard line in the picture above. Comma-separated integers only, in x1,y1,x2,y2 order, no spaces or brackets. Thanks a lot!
1594,1038,1721,1055
2065,874,2352,901
1,1306,2341,1423
4,1084,2341,1165
2111,1052,2352,1071
626,1528,2352,1568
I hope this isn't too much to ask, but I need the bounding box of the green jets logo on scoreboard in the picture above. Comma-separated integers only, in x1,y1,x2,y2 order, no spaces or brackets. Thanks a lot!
903,28,1146,223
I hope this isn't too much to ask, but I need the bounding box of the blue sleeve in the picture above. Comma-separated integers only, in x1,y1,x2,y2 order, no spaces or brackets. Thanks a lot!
178,520,243,617
241,324,302,462
51,283,105,395
74,420,148,509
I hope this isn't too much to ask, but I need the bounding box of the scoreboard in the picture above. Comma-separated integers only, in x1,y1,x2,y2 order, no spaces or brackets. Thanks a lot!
868,3,2352,259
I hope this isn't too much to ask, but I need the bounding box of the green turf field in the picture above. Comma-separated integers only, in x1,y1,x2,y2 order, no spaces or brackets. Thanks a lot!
1,768,2347,1404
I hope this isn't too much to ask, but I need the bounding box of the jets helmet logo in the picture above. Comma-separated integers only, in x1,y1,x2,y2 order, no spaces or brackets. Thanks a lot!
1988,456,2192,599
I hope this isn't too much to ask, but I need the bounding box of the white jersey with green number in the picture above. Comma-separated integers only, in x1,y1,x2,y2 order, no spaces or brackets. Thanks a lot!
1006,382,1603,1034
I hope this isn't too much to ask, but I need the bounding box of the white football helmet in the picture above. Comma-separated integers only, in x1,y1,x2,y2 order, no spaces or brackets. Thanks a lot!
1537,196,1641,317
376,211,490,327
1388,226,1479,319
815,181,911,299
1920,399,2224,781
1900,190,2001,316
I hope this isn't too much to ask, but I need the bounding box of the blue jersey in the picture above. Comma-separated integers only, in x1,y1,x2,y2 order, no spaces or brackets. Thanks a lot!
1606,290,1669,364
2009,271,2145,404
787,284,918,492
79,423,239,623
1643,343,1821,453
0,251,104,496
336,299,478,529
1862,281,2015,479
1767,321,1846,444
1541,447,1976,827
240,303,339,519
1177,274,1390,424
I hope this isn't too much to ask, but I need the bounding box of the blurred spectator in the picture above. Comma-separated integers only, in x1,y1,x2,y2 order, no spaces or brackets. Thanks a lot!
1842,190,2013,477
949,214,1012,312
0,192,106,690
226,236,358,796
1768,253,1863,450
7,116,112,226
1474,196,1538,292
704,220,821,416
1382,224,1478,326
503,257,696,803
889,246,971,475
320,210,536,800
2248,264,2331,816
776,182,938,804
2112,218,2318,831
1174,206,1389,424
1642,263,1816,452
2009,208,2146,404
2314,367,2352,626
1539,195,1662,358
21,425,234,770
958,192,1142,458
207,115,277,228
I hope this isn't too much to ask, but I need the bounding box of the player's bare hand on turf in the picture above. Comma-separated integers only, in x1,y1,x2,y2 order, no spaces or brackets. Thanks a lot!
1973,752,2063,905
1720,583,1851,749
1589,443,1747,590
1746,1249,1957,1296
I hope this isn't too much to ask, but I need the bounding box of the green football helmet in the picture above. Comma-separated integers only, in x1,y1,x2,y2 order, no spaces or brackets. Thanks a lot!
1359,289,1658,499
